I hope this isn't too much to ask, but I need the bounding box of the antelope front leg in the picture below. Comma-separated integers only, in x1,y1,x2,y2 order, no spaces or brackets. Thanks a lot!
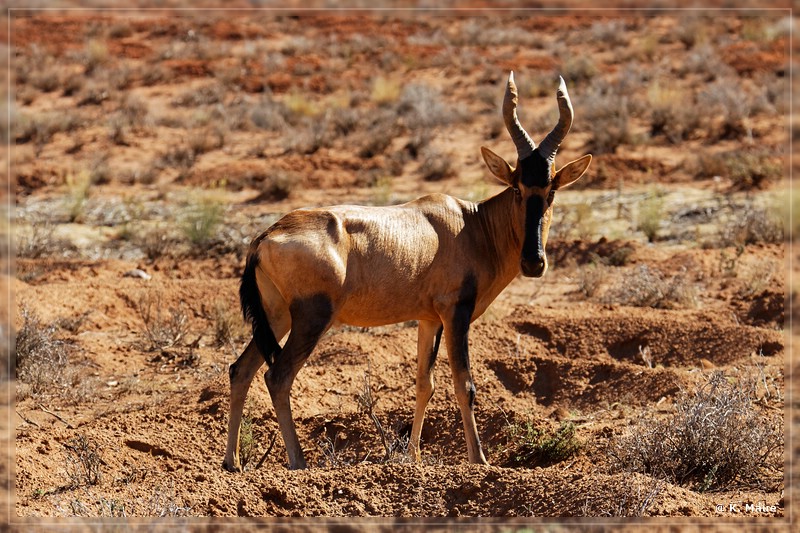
223,340,265,472
442,295,488,465
410,320,443,462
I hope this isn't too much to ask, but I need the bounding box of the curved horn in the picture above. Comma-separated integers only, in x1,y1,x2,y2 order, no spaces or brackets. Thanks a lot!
538,76,574,164
503,71,536,160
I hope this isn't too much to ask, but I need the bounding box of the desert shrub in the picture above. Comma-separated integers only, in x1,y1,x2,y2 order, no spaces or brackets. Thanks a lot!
579,476,664,517
608,372,783,491
698,80,754,140
180,194,225,248
29,67,60,93
157,144,196,178
172,82,225,107
76,81,111,106
108,22,133,39
187,126,225,155
720,202,783,246
398,83,462,129
371,76,402,105
135,290,189,351
647,84,702,143
419,146,453,181
119,93,149,127
691,150,783,190
16,112,84,155
562,55,598,85
358,131,393,159
283,92,319,120
589,19,630,48
137,225,177,260
636,190,664,242
724,151,783,190
679,45,732,79
550,199,597,241
88,154,111,185
577,262,606,298
211,301,245,348
505,419,582,467
62,434,103,488
64,170,92,223
356,369,412,464
82,39,109,75
581,82,633,154
603,265,698,309
15,220,72,259
675,16,709,49
147,484,193,517
238,412,257,471
250,99,289,131
15,306,70,397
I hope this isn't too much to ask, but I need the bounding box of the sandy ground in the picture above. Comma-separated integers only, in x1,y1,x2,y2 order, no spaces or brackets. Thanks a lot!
5,6,793,528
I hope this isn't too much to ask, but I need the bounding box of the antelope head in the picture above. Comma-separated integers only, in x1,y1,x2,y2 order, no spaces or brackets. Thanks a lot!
481,72,592,278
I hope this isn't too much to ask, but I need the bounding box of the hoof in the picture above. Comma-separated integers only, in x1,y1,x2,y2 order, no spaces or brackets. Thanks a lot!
222,460,242,473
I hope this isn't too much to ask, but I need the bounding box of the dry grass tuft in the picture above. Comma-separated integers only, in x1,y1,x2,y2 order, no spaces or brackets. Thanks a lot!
135,290,189,351
608,371,783,492
16,306,70,397
603,265,699,309
504,418,583,467
62,434,103,488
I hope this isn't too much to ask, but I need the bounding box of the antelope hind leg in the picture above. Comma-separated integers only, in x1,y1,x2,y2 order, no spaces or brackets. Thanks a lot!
223,340,265,472
410,320,442,462
265,294,334,470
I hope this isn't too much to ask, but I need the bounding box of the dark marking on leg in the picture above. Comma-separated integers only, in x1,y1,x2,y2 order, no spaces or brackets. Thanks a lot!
268,293,334,384
428,325,443,374
467,382,476,408
451,273,478,371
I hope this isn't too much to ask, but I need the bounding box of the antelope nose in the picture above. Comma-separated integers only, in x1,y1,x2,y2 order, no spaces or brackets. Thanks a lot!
521,257,546,278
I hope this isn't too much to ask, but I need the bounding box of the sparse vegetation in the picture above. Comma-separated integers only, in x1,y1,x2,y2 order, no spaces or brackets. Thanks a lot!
636,189,664,242
180,194,225,247
720,202,783,246
134,290,189,351
419,146,453,181
581,81,634,154
12,12,785,518
238,412,258,471
603,265,699,309
16,306,70,398
211,301,245,349
356,368,411,464
576,262,606,298
608,371,783,491
62,434,103,488
504,418,583,467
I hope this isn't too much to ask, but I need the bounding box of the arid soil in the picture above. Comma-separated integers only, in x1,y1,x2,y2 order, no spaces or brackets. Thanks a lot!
8,8,791,523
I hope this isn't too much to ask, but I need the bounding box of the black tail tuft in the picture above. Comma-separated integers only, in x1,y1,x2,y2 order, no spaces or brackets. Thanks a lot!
240,251,281,366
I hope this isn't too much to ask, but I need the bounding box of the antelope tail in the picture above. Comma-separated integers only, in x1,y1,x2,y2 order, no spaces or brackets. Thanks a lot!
240,249,281,366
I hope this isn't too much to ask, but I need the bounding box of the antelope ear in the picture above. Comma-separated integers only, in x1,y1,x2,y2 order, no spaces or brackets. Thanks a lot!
480,146,515,187
553,154,592,190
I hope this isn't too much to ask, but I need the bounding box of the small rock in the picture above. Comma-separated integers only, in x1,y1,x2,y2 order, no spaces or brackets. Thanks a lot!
123,268,151,280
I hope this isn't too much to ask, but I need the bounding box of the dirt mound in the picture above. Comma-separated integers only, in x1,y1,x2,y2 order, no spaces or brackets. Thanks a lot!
508,306,783,367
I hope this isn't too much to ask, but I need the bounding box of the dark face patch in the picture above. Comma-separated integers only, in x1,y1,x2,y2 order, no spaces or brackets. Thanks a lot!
518,152,552,188
522,195,545,265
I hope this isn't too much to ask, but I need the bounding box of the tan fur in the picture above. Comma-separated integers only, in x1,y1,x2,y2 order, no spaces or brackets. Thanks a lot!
222,74,592,472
